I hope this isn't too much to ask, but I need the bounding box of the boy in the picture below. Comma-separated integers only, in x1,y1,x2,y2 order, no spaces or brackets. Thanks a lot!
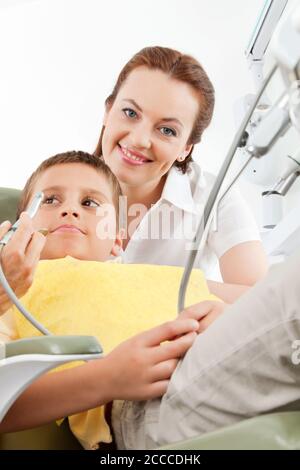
4,151,297,450
0,151,212,447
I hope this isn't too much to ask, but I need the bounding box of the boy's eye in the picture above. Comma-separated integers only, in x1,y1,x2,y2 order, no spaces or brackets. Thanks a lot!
82,198,99,208
123,108,138,119
43,195,58,205
159,126,177,137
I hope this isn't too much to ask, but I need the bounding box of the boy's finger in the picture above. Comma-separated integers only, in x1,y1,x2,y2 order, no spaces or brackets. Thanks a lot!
152,331,197,363
150,358,178,381
144,380,170,399
8,213,35,254
25,231,46,264
198,311,220,333
198,320,209,333
0,221,12,242
141,319,199,347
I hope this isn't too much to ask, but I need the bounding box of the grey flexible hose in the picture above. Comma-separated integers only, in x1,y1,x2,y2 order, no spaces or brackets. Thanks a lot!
0,244,51,335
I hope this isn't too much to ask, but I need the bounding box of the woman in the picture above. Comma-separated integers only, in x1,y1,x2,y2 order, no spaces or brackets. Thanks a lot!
94,46,268,302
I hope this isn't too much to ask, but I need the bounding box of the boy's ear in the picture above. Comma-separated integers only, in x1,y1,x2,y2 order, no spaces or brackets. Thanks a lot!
110,230,123,257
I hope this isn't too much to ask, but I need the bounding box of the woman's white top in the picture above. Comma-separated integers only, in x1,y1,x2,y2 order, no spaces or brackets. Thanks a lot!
121,162,260,277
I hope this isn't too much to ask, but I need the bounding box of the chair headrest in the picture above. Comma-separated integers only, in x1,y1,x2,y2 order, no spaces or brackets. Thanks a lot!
0,188,21,224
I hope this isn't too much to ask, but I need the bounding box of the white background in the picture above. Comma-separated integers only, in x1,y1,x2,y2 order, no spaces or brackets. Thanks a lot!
0,0,299,226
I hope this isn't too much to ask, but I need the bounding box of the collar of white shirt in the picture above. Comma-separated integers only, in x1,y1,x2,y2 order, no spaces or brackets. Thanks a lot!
160,165,203,215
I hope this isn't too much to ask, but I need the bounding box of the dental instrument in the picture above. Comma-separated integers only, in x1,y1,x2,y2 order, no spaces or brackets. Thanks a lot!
0,191,43,246
0,191,51,335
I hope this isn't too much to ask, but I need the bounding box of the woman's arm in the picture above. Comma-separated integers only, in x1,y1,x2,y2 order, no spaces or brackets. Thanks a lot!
206,280,250,303
207,241,268,303
219,241,268,286
0,317,198,433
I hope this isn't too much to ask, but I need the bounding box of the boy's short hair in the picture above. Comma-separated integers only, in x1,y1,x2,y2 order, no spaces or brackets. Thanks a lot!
17,151,121,221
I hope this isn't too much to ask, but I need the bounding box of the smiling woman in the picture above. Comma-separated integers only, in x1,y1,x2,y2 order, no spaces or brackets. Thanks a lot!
102,67,199,188
94,46,268,294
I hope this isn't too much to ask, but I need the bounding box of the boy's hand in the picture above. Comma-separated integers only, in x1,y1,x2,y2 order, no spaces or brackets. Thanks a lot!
0,213,46,314
105,318,199,401
179,300,228,333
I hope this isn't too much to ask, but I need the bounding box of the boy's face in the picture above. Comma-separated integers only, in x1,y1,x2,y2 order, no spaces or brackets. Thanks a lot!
28,163,121,261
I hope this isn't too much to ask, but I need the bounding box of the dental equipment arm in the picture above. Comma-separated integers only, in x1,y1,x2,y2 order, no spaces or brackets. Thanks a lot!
178,2,300,312
246,93,291,158
266,153,300,196
261,152,300,229
245,0,287,89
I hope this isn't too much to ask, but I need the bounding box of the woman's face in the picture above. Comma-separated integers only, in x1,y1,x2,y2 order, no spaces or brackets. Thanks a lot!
102,67,199,189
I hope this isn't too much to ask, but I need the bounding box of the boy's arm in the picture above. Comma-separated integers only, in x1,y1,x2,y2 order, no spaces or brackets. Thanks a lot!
0,318,198,433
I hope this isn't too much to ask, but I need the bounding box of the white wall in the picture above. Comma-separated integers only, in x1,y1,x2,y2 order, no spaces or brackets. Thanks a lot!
0,0,299,230
0,0,263,190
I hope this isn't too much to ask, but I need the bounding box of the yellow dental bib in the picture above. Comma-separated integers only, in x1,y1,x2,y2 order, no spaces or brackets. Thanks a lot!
12,256,217,449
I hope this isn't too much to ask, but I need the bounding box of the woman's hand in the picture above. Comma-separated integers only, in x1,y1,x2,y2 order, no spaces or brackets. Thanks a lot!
104,318,199,401
0,213,46,315
179,300,228,333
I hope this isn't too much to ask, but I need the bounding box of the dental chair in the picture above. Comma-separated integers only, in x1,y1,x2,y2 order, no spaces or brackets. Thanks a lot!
0,335,102,450
160,412,300,450
1,187,299,450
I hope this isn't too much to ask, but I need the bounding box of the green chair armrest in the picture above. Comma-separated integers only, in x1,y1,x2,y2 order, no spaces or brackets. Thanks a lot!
0,336,103,422
0,187,21,224
159,412,300,450
5,335,102,358
0,420,83,450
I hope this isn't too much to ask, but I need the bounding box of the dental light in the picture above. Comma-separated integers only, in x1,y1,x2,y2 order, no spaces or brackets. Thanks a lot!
178,1,300,312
